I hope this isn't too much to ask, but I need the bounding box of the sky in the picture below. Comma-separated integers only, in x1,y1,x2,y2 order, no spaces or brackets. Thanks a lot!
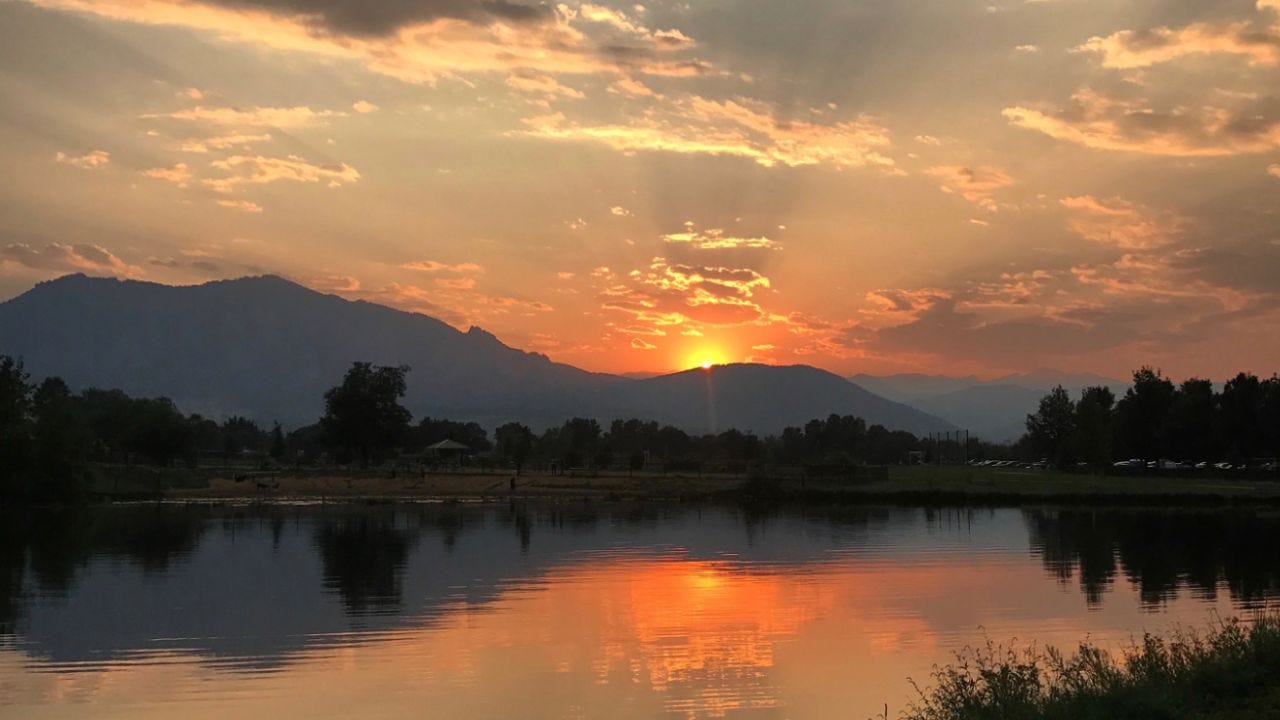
1,0,1278,379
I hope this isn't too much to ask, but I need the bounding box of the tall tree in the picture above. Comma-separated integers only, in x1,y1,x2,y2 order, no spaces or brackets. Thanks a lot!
1026,385,1077,467
494,422,534,474
270,422,286,460
0,356,33,499
1261,376,1280,460
320,363,412,466
30,377,91,501
1165,378,1216,462
1219,372,1263,462
222,416,263,457
1074,386,1115,472
1116,367,1176,460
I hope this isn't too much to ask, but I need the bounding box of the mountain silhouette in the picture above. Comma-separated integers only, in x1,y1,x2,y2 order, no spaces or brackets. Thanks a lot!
849,372,1126,442
0,274,953,435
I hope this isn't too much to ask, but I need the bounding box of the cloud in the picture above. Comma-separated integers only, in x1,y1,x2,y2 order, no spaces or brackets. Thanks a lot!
610,205,632,216
32,0,709,84
216,198,264,212
153,105,343,127
401,260,484,274
597,257,773,329
134,0,553,37
203,154,361,193
351,99,379,113
1060,195,1182,249
179,132,272,153
1014,44,1040,54
1004,88,1280,157
630,337,657,350
434,276,476,290
143,162,193,187
866,288,952,317
925,165,1014,212
1,242,140,277
608,77,655,97
1269,163,1280,178
521,94,895,169
54,150,110,169
1075,19,1280,69
505,71,585,99
661,227,778,250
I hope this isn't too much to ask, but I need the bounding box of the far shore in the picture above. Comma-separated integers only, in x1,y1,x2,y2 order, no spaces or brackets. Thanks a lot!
83,464,1280,506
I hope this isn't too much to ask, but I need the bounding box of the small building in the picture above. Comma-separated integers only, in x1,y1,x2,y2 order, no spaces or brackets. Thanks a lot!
426,439,471,466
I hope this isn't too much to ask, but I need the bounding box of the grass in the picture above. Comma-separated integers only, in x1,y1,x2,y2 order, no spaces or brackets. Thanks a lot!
78,461,1280,506
897,616,1280,720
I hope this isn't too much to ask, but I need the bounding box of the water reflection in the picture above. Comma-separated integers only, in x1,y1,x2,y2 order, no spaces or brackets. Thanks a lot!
1025,508,1280,608
314,512,416,615
1,504,1278,718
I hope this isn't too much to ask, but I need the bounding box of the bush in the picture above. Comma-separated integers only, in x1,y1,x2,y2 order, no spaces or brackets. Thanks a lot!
901,616,1280,720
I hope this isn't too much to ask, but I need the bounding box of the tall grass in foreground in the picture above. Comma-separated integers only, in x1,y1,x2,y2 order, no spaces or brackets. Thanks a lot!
899,616,1280,720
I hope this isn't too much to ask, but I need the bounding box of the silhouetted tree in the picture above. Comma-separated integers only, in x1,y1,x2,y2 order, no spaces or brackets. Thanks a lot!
270,422,286,459
221,415,263,457
1262,376,1280,459
29,377,91,501
1025,385,1076,466
1116,367,1175,460
0,357,34,500
1074,386,1115,473
1219,373,1263,462
494,422,534,473
320,362,412,466
1166,378,1216,462
128,397,191,466
413,417,490,451
557,417,602,467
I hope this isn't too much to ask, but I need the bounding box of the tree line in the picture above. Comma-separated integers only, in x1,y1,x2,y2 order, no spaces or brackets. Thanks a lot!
1022,367,1280,470
0,358,969,502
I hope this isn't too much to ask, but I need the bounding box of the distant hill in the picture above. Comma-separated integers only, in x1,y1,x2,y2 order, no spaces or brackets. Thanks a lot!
848,372,1127,443
847,373,982,403
617,364,955,435
0,274,953,436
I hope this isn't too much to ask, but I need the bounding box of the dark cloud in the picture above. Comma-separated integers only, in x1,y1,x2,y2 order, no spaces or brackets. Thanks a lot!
1170,243,1280,294
2,242,136,275
870,299,1142,367
205,0,549,36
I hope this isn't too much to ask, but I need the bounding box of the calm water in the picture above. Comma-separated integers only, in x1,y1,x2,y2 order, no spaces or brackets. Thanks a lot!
2,503,1279,719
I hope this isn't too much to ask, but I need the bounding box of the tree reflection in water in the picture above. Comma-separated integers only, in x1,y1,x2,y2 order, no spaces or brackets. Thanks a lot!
313,510,416,616
1024,508,1280,608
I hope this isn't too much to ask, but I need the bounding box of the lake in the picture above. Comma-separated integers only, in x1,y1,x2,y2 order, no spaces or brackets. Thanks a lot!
2,503,1279,719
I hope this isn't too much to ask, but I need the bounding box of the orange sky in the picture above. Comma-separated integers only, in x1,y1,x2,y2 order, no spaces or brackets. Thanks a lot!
1,0,1279,377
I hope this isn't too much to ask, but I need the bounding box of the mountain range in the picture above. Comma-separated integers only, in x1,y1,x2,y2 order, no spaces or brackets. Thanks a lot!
849,371,1127,443
0,274,955,436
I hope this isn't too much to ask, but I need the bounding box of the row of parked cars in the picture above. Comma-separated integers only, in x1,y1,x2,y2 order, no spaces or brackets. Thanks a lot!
1111,458,1278,471
967,459,1050,469
966,458,1279,472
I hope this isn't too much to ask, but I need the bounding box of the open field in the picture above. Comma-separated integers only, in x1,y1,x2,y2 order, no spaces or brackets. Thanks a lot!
85,462,1280,505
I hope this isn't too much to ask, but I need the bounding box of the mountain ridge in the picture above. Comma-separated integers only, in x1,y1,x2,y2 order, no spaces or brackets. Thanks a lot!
0,274,953,436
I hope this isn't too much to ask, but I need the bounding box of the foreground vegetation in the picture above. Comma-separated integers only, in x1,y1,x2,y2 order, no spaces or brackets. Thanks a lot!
898,616,1280,720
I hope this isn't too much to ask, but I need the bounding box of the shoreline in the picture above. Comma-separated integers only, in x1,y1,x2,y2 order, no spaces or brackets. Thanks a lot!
79,464,1280,507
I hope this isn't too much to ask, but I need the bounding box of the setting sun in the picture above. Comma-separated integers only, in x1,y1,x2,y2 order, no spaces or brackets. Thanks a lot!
686,347,729,371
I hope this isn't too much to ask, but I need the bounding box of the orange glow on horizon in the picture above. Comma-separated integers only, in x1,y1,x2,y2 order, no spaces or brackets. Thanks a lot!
684,346,730,371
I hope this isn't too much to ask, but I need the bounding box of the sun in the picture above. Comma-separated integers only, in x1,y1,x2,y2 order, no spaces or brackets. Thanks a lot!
685,347,728,370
